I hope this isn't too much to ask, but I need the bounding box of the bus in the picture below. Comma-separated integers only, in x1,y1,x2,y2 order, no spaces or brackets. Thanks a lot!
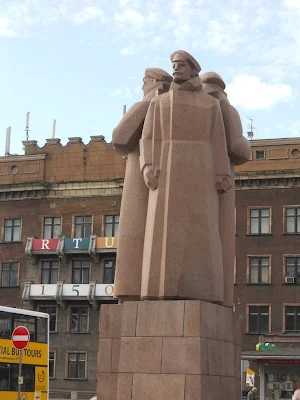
0,306,49,400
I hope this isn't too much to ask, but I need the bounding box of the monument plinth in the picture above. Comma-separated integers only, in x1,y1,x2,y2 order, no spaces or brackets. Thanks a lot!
97,301,241,400
97,50,250,400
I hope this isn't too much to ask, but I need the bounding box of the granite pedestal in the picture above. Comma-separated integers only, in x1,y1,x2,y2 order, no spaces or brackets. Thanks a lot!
97,300,241,400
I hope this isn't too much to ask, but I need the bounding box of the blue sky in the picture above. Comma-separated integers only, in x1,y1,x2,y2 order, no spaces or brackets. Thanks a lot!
0,0,300,156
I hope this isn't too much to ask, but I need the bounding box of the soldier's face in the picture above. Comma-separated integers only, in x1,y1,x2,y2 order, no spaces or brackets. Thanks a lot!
142,75,157,95
172,55,193,82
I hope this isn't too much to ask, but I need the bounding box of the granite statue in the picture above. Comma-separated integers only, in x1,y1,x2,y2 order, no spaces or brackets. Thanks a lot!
113,68,172,300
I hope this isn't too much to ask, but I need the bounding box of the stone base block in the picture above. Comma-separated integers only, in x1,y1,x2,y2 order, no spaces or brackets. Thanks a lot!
97,300,241,400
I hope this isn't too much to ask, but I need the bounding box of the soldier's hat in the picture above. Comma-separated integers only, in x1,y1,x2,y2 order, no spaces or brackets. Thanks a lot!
200,72,226,90
170,50,201,74
145,68,172,82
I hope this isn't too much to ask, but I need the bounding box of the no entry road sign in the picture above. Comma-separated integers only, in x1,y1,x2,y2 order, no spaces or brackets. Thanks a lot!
12,326,30,350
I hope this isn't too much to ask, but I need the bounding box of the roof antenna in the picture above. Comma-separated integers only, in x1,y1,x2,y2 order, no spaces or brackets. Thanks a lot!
247,117,256,140
52,119,56,138
25,112,30,141
5,127,11,156
123,105,127,115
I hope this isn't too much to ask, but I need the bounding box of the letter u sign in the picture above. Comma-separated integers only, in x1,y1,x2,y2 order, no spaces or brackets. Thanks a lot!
105,237,115,248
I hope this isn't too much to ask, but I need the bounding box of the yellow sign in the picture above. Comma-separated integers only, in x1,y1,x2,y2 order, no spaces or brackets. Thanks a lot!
1,392,34,400
96,236,118,249
0,339,48,366
35,366,47,392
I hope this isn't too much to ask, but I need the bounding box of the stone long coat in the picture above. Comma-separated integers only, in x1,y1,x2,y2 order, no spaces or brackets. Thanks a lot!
139,77,231,302
112,84,170,300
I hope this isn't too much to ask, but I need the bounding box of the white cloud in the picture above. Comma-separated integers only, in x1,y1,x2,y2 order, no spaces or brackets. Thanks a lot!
71,6,105,25
226,75,292,110
0,17,18,37
172,0,191,14
111,87,135,98
114,9,144,26
120,46,137,56
283,0,300,9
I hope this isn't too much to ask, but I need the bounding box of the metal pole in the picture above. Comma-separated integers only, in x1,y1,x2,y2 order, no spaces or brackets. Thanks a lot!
259,362,265,400
17,349,22,400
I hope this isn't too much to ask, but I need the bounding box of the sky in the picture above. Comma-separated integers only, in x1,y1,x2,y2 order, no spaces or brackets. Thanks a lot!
0,0,300,156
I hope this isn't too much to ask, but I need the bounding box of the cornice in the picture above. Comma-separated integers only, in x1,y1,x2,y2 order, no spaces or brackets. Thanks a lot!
0,154,46,163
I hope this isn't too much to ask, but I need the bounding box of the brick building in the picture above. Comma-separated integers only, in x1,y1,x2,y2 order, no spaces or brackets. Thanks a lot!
235,138,300,400
2,134,300,399
0,136,125,399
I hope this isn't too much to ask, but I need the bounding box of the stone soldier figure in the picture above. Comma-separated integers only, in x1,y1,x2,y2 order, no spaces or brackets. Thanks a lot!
113,68,172,300
139,51,231,302
201,72,251,306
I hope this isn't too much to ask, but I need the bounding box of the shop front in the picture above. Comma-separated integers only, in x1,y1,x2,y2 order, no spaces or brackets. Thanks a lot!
242,346,300,400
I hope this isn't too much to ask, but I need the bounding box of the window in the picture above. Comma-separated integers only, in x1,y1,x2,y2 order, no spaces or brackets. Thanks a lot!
41,261,58,284
49,351,55,378
38,307,57,332
0,313,11,339
249,257,270,284
249,208,270,234
285,257,300,284
67,353,86,379
255,150,265,160
72,260,89,284
285,306,300,332
43,217,61,239
1,263,19,287
285,207,300,234
70,307,88,333
248,305,269,333
75,216,92,238
3,218,21,242
104,215,119,237
0,364,34,391
104,259,116,284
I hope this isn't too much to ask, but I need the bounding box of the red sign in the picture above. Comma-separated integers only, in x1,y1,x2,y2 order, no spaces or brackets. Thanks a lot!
261,359,300,365
32,239,59,251
12,326,30,350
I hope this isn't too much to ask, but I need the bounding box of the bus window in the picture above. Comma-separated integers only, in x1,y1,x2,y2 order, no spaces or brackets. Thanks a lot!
0,313,11,339
37,317,47,343
13,314,36,341
0,364,34,392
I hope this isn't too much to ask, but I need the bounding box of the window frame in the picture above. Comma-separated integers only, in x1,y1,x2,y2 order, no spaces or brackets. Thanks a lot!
246,304,271,334
68,305,89,334
70,259,91,284
103,258,116,284
42,216,62,239
0,261,20,287
283,255,300,284
65,351,87,380
103,214,119,237
40,260,60,284
247,206,272,235
38,305,58,333
3,218,22,243
283,304,300,333
73,215,93,239
255,150,266,160
247,255,271,284
49,350,56,379
283,206,300,234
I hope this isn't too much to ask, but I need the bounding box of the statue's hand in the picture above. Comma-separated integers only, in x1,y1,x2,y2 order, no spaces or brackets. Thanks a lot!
216,175,231,193
143,165,159,191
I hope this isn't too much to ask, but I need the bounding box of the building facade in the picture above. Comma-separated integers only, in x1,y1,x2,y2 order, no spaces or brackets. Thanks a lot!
0,136,125,399
2,134,300,399
235,138,300,400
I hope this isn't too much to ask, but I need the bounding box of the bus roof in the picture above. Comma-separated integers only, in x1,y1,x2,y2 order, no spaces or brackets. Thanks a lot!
0,306,49,319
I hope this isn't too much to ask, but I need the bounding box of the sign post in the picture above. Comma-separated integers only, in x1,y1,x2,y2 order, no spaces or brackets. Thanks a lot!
12,326,30,400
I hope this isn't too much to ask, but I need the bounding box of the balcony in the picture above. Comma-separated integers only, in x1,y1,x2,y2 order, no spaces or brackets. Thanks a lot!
22,281,115,310
25,235,118,264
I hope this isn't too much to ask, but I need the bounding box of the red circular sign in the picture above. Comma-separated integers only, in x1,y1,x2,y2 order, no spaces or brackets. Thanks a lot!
12,326,30,350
